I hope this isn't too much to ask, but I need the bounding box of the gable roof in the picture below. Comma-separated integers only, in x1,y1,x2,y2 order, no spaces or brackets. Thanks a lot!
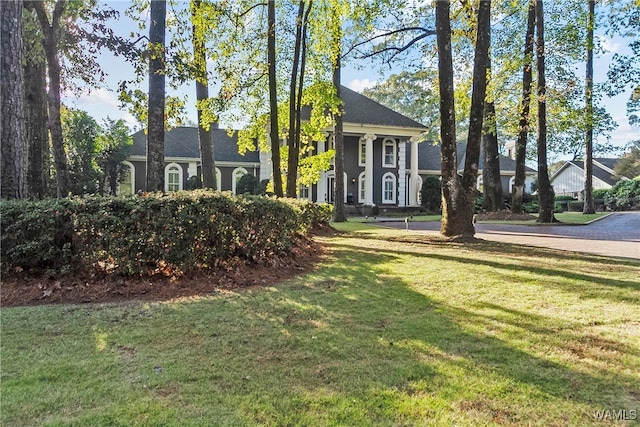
416,141,536,173
339,86,427,129
300,85,427,130
130,127,259,163
556,160,619,186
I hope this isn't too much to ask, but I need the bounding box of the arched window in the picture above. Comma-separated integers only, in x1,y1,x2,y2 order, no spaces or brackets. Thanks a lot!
383,138,396,168
382,172,396,204
165,163,183,192
215,167,222,191
232,167,248,195
358,172,366,203
117,161,135,195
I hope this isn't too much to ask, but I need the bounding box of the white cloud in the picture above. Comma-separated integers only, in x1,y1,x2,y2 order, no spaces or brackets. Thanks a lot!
64,88,120,109
347,78,378,92
598,35,621,56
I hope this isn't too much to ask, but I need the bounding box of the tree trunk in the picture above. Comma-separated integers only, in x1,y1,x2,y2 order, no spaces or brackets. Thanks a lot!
267,0,283,197
332,24,347,222
33,0,69,198
481,37,503,212
459,0,491,235
191,0,216,190
24,37,50,199
583,0,596,214
146,0,166,192
286,1,306,198
1,0,28,199
512,0,536,214
436,0,462,237
535,0,556,223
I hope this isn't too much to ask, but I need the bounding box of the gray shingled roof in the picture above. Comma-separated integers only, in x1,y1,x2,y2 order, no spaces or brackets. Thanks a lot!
593,158,619,172
301,85,427,129
416,141,535,173
568,160,618,186
130,127,259,162
340,86,427,129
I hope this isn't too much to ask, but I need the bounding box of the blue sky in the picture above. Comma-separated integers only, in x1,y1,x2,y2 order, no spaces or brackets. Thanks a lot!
63,1,638,161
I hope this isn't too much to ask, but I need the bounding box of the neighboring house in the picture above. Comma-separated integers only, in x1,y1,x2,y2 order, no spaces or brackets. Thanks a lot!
120,86,536,206
416,141,536,197
550,158,626,198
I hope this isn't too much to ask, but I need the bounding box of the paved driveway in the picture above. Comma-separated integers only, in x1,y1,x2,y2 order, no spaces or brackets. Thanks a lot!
378,212,640,260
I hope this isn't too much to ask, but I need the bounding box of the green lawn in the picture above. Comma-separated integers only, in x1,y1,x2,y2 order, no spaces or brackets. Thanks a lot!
2,224,639,426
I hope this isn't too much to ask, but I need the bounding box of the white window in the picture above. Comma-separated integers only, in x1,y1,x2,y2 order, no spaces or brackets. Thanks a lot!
117,161,135,195
383,138,396,168
215,167,222,191
477,175,484,192
232,167,248,195
359,140,366,166
382,172,396,204
358,172,366,203
165,163,183,192
299,185,310,200
509,176,516,193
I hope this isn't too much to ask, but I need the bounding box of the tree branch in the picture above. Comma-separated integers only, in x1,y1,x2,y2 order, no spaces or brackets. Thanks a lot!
358,31,434,62
344,26,435,60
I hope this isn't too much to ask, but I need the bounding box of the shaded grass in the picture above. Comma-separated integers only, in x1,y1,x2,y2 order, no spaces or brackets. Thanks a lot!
2,224,639,426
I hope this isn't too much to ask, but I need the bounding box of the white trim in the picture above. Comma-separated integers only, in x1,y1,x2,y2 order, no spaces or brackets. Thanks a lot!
382,172,397,204
299,184,311,201
358,172,366,203
382,138,397,168
165,162,183,192
358,139,366,167
232,167,248,195
509,176,516,193
325,171,348,203
118,161,135,195
215,167,222,191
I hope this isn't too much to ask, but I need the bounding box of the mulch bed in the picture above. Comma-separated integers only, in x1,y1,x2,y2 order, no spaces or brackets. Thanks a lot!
475,210,537,221
1,237,326,308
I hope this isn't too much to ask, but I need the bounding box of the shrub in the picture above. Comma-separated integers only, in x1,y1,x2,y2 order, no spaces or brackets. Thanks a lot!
606,178,640,211
568,201,584,212
1,191,331,276
420,176,441,213
236,174,258,195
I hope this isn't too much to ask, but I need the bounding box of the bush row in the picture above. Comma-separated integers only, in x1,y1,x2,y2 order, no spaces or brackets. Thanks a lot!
1,191,332,276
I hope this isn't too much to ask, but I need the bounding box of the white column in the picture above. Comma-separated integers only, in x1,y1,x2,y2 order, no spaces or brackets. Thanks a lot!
409,136,420,206
398,141,407,207
363,133,376,205
316,139,327,202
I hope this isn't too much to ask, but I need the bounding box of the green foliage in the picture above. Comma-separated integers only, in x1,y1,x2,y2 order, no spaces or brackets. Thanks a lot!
420,176,442,213
235,173,257,195
592,188,609,199
186,175,202,190
62,108,102,195
605,177,640,211
1,191,332,276
614,141,640,179
96,118,132,194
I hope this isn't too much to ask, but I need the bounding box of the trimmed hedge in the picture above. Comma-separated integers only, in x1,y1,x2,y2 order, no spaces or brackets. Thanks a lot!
1,191,332,276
